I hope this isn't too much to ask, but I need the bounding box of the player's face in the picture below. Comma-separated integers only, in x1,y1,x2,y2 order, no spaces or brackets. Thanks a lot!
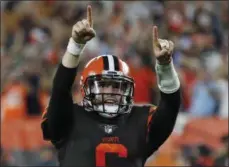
91,81,123,105
84,77,134,107
83,76,134,117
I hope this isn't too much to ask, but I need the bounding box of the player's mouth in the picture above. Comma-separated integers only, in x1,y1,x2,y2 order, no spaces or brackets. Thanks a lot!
104,99,117,105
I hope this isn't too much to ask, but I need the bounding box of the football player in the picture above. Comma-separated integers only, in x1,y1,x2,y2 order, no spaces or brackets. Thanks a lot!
41,5,181,167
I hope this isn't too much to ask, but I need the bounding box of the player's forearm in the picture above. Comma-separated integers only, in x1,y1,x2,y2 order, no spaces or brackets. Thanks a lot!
53,37,86,91
62,37,86,68
145,60,181,157
62,51,81,68
155,59,180,94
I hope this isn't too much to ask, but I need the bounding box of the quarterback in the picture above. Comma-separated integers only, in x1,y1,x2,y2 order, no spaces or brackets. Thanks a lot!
41,5,181,167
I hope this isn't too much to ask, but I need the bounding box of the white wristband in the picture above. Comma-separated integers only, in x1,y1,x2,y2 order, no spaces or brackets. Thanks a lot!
155,59,180,94
67,37,86,55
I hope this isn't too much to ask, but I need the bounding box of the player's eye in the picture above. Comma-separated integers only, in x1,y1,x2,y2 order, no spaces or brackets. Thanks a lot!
99,81,116,88
122,82,128,90
87,79,94,86
111,82,120,89
99,81,106,87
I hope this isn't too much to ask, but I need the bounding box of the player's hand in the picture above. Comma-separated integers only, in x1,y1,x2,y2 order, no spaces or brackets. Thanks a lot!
152,26,174,65
72,5,96,44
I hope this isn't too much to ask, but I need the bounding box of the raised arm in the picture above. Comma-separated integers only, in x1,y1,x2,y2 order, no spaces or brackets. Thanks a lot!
145,26,181,157
41,5,96,143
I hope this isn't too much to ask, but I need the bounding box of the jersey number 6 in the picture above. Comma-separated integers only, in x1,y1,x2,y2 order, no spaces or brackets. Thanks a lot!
96,143,127,167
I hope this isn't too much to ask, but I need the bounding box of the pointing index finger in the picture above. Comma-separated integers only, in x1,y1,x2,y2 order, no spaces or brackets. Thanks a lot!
153,26,159,44
87,5,92,27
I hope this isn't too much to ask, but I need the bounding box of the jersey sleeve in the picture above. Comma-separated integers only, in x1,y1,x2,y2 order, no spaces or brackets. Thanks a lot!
41,63,78,144
144,88,181,158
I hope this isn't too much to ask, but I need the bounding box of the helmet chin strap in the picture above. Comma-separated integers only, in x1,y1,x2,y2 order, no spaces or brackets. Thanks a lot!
94,104,119,118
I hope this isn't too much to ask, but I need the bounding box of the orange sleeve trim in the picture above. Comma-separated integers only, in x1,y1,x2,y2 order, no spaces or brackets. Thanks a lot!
147,114,153,127
42,109,47,118
41,106,48,122
149,105,157,114
147,105,157,133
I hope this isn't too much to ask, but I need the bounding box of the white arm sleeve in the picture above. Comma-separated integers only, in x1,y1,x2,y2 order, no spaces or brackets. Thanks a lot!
62,38,86,68
155,59,180,94
62,52,81,68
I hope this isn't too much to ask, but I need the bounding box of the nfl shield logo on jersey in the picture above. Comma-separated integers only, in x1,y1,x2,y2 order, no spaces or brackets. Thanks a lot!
100,124,118,134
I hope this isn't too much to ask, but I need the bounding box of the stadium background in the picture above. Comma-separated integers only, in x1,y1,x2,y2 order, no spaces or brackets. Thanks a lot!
1,1,228,166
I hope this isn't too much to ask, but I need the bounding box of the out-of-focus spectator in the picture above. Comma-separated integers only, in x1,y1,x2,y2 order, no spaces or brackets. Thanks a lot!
215,64,228,118
180,144,215,167
127,52,157,104
178,57,199,111
214,134,228,166
194,144,214,167
1,76,28,122
188,67,220,117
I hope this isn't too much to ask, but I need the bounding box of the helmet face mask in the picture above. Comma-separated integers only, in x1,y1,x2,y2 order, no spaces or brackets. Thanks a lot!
82,74,134,118
80,55,134,118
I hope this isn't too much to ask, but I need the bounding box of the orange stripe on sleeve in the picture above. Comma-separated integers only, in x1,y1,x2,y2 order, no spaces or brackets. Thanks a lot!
147,105,157,133
41,106,48,122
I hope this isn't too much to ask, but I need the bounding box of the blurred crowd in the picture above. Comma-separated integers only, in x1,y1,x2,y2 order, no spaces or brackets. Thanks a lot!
1,1,228,166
